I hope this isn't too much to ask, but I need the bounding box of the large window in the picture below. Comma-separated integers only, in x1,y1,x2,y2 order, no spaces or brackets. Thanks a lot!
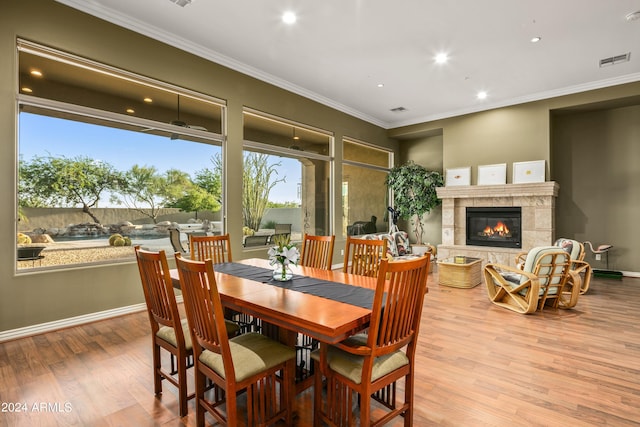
242,109,333,247
342,139,393,236
16,41,225,271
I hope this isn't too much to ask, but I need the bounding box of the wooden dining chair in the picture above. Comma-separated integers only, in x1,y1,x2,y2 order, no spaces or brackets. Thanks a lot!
135,246,194,417
188,233,260,332
343,235,388,277
300,233,336,270
314,254,431,426
175,255,296,427
189,234,232,263
296,233,336,384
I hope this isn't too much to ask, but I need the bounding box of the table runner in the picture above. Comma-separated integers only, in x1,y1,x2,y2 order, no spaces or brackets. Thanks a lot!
214,262,375,310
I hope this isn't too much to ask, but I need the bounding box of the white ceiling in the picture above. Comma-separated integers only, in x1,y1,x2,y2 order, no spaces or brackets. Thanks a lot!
57,0,640,129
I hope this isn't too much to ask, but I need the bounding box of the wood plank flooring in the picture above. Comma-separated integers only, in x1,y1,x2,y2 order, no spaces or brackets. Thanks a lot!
1,273,639,426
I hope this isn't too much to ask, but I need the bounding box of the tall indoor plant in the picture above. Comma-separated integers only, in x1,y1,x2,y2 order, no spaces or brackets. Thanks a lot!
385,161,444,246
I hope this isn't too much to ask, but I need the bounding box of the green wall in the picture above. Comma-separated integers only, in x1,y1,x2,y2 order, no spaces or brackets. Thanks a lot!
1,0,394,333
552,104,640,272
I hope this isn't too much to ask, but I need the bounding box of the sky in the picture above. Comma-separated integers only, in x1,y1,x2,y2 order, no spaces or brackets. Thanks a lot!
19,113,301,204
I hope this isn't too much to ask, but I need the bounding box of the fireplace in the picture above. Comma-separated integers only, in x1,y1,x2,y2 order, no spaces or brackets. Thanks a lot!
466,207,522,248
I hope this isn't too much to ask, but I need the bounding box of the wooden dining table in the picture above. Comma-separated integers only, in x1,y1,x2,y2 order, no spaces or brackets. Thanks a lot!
169,258,377,392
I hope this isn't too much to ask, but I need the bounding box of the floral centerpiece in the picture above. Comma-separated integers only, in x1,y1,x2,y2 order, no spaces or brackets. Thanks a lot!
268,234,300,281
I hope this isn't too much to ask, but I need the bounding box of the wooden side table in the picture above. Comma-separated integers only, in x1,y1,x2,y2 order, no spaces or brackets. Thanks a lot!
438,256,482,288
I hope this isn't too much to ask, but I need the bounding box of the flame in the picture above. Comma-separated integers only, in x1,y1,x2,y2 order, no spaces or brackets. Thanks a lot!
481,221,510,237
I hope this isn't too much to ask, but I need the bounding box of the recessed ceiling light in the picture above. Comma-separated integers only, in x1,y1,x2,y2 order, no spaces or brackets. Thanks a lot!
477,91,487,100
126,108,135,114
434,53,449,64
531,36,542,43
377,83,384,88
282,11,296,24
143,97,153,103
21,87,33,93
30,70,43,77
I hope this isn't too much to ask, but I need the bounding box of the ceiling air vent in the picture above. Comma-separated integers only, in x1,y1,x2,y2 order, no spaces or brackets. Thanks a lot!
599,53,631,67
169,0,194,7
390,106,407,112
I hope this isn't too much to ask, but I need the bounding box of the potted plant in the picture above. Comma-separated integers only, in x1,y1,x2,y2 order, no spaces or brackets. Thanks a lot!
385,161,443,252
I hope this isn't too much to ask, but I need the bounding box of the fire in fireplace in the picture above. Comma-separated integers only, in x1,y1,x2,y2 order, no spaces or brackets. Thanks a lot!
466,207,521,248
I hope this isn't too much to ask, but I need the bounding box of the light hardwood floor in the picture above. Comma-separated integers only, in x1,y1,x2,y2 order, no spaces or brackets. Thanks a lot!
1,272,639,426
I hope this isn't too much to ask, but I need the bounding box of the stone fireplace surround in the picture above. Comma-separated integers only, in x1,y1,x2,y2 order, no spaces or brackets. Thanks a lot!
436,182,559,268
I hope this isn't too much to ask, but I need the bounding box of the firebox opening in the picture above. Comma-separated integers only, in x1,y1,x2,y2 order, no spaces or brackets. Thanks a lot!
466,207,521,248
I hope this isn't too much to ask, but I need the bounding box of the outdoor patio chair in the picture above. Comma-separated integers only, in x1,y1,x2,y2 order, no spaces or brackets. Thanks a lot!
243,235,269,247
485,246,574,314
274,223,292,235
168,227,188,255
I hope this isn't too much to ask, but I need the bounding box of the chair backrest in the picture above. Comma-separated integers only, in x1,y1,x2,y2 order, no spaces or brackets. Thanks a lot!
343,235,388,277
554,238,585,261
300,233,335,270
244,235,269,247
274,223,292,235
168,228,188,254
521,246,571,294
175,255,235,379
189,234,232,263
135,247,184,339
367,255,430,358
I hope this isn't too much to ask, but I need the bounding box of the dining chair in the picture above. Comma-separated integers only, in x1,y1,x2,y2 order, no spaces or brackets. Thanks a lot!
296,233,336,384
313,254,431,426
175,255,296,427
135,246,193,417
189,234,232,263
343,235,388,277
188,233,260,333
486,246,573,314
300,233,336,270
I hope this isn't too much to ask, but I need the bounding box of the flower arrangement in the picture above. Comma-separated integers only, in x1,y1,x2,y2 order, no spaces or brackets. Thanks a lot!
268,234,300,281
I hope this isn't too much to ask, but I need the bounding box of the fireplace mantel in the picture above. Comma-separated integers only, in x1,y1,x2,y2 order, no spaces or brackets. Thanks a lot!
436,182,559,267
437,182,559,200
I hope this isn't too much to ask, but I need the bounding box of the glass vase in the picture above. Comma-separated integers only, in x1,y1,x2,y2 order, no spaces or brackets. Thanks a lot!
273,264,293,281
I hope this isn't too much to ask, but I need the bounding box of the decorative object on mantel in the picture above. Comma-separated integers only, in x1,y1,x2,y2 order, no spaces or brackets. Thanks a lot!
445,166,471,186
268,234,299,281
513,160,545,183
385,161,444,245
583,241,622,279
477,163,507,185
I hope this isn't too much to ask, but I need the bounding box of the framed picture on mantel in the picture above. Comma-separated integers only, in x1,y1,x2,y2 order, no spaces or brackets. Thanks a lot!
513,160,545,183
477,163,507,185
445,167,471,186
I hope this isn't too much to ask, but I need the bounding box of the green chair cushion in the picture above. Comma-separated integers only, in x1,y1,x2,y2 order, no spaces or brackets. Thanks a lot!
157,318,240,351
310,333,409,385
157,318,193,350
198,332,295,383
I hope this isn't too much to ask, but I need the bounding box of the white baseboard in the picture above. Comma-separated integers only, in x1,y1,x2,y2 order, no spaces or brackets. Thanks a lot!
0,301,155,343
620,270,640,278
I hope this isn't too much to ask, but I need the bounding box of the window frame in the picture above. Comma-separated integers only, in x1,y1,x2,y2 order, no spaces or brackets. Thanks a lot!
15,40,227,273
